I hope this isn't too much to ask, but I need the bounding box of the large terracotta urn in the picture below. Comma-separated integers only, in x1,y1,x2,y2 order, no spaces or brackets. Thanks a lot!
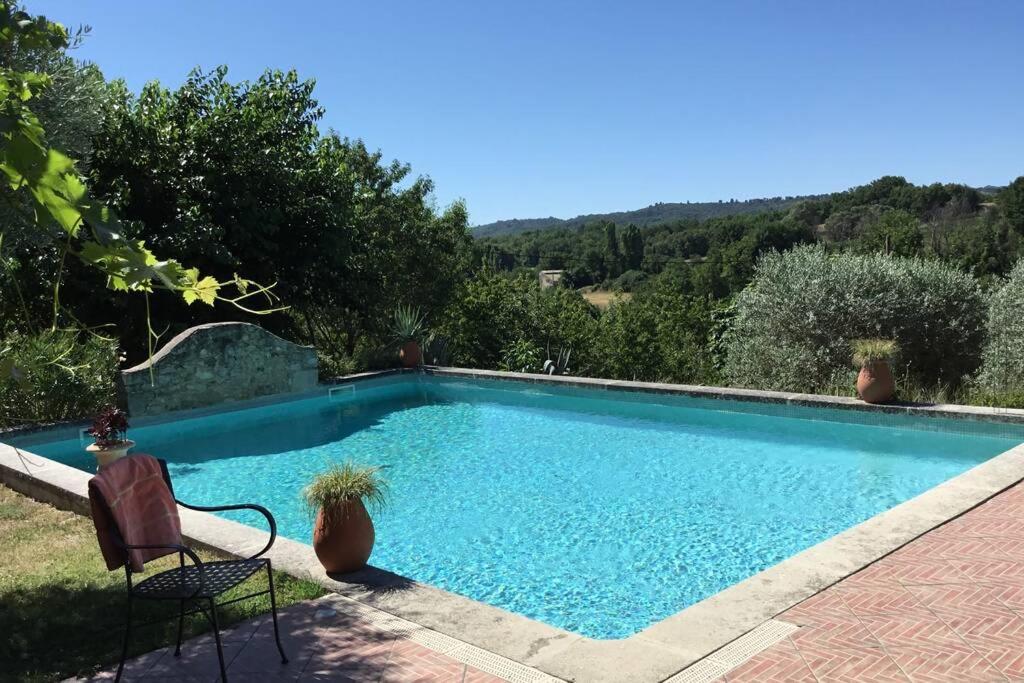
312,500,375,573
399,340,421,368
857,361,895,404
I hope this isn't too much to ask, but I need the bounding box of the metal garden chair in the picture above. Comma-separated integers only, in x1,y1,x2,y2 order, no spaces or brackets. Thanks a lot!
101,459,288,682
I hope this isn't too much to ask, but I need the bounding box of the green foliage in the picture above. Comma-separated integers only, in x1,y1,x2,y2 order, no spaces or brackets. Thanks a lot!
478,210,813,294
851,338,900,366
977,260,1024,396
591,277,721,384
0,329,118,428
84,66,470,361
856,209,922,257
0,3,271,325
603,222,622,279
610,269,648,292
473,195,816,237
724,246,986,393
499,338,544,373
303,462,388,524
436,269,599,370
998,177,1024,236
475,175,1015,295
622,223,644,271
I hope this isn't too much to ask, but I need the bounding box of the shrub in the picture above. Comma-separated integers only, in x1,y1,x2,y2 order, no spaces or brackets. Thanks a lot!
436,270,599,370
591,277,722,384
610,269,648,292
977,260,1024,397
723,245,986,393
499,338,544,373
0,330,120,428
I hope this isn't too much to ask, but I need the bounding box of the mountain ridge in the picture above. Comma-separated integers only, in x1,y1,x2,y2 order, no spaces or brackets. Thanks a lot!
473,194,826,237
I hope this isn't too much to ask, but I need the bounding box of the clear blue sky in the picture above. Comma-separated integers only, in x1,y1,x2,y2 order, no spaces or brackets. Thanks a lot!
31,1,1024,225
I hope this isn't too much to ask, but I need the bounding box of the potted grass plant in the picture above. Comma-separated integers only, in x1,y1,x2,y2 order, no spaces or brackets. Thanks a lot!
390,305,426,368
85,405,134,470
852,338,899,404
303,462,388,574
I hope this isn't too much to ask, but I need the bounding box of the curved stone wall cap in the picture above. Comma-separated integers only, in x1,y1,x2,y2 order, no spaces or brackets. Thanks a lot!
122,321,314,374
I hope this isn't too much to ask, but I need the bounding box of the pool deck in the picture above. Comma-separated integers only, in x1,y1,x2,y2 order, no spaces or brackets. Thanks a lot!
70,595,549,682
709,475,1024,682
5,368,1024,682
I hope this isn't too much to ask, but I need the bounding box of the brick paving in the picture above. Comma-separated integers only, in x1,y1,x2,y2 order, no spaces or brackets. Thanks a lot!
720,481,1024,682
73,597,512,682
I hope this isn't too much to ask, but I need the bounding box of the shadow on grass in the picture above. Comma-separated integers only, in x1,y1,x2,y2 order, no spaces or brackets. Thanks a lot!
0,569,322,683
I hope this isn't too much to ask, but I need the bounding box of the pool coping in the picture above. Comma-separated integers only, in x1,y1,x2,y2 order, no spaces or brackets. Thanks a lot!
3,367,1024,682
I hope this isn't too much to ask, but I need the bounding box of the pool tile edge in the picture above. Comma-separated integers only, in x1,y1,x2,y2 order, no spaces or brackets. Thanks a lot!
421,367,1024,425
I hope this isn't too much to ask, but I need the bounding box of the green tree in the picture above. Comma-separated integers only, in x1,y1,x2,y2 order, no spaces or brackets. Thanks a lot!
591,275,720,384
436,269,598,370
84,67,470,359
603,222,622,279
977,259,1024,402
724,245,986,393
999,177,1024,236
858,209,923,257
622,223,644,271
1,2,273,380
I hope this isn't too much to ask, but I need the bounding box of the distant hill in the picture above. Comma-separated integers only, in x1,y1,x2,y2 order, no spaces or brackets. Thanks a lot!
473,195,826,237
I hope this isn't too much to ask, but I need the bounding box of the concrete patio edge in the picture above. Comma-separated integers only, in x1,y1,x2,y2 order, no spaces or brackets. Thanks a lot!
3,372,1024,682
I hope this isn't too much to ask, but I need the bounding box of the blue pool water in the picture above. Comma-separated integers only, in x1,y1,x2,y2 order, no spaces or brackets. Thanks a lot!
14,376,1024,638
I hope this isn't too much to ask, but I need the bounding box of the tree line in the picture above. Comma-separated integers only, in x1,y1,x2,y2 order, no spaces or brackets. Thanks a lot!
3,0,1023,427
475,175,1023,295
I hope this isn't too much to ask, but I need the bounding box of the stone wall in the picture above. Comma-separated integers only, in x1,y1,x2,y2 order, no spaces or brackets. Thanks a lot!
119,322,317,416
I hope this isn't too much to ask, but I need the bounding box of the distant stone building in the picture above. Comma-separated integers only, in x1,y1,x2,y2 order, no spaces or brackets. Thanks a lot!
538,270,565,288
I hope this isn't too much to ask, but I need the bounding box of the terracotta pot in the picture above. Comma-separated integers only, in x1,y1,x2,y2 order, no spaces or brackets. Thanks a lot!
399,340,421,368
857,361,895,404
312,500,375,574
86,439,135,471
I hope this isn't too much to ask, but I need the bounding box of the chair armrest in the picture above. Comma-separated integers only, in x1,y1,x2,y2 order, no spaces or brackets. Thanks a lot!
176,501,278,559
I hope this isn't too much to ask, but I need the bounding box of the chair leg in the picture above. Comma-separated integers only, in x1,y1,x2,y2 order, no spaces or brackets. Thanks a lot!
208,598,229,682
174,599,185,656
114,595,134,683
266,561,288,664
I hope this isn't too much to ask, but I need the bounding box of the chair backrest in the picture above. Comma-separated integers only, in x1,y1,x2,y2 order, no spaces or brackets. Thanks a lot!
88,454,183,573
157,458,175,498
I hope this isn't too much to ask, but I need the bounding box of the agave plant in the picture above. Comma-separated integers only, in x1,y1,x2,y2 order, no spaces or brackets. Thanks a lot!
543,346,572,375
389,305,426,344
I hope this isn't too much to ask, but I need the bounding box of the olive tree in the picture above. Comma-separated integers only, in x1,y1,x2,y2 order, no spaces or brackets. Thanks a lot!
724,245,986,393
977,260,1024,398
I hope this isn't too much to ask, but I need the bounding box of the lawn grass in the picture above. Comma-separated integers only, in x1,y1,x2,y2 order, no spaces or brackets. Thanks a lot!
0,484,324,682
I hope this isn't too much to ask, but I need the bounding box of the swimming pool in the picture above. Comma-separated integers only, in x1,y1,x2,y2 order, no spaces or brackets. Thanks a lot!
15,374,1024,639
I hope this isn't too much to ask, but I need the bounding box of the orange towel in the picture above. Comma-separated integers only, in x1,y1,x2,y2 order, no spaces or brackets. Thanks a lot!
88,454,183,572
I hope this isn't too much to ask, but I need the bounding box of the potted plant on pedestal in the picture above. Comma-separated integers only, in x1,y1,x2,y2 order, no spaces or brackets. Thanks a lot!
303,462,388,574
390,305,426,368
85,406,134,470
852,338,899,404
